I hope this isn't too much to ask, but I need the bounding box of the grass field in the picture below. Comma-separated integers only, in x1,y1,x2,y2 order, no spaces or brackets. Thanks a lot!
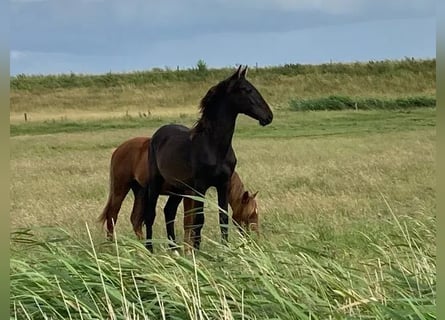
10,58,435,122
10,60,436,319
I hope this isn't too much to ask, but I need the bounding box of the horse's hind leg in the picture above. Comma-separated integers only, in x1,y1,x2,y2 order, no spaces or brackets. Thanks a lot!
102,186,129,240
130,183,146,240
164,195,183,251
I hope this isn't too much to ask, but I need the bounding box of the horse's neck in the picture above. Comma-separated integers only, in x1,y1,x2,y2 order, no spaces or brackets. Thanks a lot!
229,177,245,212
200,103,237,157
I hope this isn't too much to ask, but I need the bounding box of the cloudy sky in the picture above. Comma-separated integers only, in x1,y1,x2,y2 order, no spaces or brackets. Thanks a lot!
10,0,436,76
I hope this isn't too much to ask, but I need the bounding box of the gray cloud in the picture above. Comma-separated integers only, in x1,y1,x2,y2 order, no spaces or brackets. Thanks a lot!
9,0,436,75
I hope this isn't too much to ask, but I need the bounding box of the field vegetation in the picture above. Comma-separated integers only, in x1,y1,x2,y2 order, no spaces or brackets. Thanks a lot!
10,59,436,319
10,58,435,121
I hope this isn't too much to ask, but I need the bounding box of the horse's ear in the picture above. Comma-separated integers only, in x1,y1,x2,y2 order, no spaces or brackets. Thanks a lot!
240,65,248,78
230,65,243,80
251,191,258,198
241,191,249,203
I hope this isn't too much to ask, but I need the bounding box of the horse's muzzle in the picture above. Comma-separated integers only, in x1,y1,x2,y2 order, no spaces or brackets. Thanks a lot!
259,114,273,126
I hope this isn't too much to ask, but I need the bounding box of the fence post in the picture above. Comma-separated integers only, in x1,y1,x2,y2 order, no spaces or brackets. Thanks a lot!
24,113,27,122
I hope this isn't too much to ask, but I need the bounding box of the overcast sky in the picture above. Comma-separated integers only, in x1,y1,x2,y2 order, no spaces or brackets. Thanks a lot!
10,0,436,76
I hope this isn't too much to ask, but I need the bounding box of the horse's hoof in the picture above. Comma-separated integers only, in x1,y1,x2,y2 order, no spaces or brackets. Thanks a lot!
106,233,114,242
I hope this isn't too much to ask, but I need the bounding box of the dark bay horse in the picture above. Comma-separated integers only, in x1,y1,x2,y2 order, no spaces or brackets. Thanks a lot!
98,136,259,242
145,65,273,252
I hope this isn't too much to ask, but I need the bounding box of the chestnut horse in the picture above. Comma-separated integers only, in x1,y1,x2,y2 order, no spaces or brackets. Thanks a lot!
146,66,272,252
98,136,259,244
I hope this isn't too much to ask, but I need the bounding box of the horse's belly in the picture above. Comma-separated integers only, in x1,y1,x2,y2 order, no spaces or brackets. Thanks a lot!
192,163,231,186
157,145,193,188
159,163,193,188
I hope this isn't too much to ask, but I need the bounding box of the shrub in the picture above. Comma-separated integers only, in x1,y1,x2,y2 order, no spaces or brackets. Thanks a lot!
289,95,436,111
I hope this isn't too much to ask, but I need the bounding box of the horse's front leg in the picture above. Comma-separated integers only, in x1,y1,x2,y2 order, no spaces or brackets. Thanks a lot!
191,184,207,251
217,180,230,245
145,177,162,253
163,195,182,252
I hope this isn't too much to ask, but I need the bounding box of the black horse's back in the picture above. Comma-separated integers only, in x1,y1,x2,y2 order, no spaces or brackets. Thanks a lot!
150,124,189,146
150,124,194,188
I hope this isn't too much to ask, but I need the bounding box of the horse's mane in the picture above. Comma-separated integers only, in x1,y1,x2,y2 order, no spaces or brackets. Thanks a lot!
190,82,224,138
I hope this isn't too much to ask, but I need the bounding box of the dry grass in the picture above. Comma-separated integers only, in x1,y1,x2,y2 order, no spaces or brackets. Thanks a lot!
10,115,435,247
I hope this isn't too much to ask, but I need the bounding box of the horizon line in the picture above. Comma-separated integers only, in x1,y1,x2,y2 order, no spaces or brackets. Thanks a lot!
9,56,436,78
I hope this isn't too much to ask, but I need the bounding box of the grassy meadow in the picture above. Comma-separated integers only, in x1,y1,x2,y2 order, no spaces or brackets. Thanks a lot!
10,59,436,319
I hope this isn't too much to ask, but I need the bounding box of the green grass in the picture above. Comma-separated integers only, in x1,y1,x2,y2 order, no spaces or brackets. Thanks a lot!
290,95,436,111
10,109,436,137
10,115,170,137
10,209,435,319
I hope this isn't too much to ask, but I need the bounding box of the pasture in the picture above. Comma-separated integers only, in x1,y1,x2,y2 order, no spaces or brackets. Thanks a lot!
10,60,436,319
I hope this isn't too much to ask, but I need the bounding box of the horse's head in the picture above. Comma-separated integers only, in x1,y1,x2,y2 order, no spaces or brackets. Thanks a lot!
223,65,273,126
233,190,259,235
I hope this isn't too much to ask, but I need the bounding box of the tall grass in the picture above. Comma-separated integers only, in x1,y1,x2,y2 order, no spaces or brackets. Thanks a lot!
10,204,435,319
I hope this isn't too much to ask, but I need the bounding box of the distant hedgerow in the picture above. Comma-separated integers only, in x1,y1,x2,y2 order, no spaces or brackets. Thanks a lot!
10,58,435,91
289,95,436,111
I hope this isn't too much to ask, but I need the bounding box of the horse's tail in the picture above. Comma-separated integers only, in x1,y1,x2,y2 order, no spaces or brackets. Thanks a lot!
97,197,111,225
97,154,115,226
